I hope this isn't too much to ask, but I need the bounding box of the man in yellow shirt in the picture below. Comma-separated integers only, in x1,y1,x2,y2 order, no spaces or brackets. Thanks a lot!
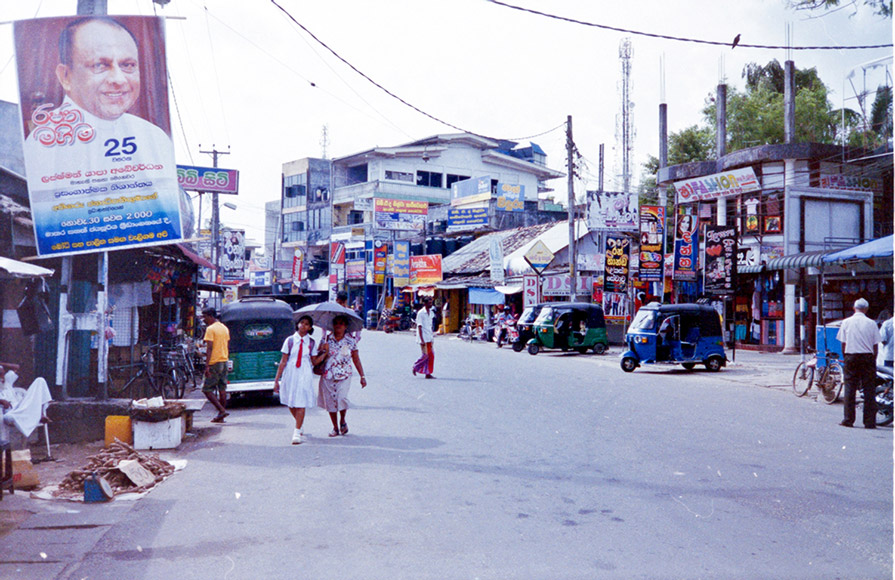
202,307,230,423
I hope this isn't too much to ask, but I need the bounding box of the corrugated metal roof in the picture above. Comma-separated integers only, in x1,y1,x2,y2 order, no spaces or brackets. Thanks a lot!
442,221,557,276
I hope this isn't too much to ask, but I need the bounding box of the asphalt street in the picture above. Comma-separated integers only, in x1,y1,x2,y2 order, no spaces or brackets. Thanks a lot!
6,331,894,579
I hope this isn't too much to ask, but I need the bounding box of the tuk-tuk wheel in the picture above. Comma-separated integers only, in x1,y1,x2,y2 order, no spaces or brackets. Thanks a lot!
512,341,525,353
577,346,589,355
681,363,697,371
527,343,540,355
593,343,606,355
621,357,637,372
705,357,724,372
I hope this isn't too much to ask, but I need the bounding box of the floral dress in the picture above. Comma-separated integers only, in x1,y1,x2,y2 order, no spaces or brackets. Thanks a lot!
317,333,358,412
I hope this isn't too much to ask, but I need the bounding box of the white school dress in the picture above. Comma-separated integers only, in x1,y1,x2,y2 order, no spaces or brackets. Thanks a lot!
278,333,318,408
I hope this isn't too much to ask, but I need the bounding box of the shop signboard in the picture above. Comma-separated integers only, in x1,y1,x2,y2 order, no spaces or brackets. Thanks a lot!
489,236,505,283
410,254,442,285
523,240,554,274
496,183,524,212
391,239,410,287
819,174,881,192
604,236,630,293
373,241,388,284
374,198,427,231
221,229,245,282
673,214,699,282
14,15,183,257
451,175,491,206
176,165,239,194
674,167,760,204
541,274,591,296
523,274,539,307
703,225,737,296
292,248,303,284
586,190,638,231
447,207,488,230
346,258,365,282
250,270,271,287
638,205,665,282
603,291,629,322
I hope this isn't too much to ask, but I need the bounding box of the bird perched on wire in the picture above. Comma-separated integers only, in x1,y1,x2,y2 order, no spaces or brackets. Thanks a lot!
731,34,741,49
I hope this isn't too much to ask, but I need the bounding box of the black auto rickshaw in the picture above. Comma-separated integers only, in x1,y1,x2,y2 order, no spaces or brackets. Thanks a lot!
512,303,545,352
219,297,295,395
526,302,608,355
620,303,727,372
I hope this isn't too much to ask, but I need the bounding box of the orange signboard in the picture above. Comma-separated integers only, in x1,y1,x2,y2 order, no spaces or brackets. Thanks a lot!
410,254,442,285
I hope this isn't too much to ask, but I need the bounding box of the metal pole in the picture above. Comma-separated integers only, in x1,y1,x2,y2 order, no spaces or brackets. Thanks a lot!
567,115,577,302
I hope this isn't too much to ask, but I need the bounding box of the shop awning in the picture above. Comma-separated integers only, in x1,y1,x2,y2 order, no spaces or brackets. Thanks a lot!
198,280,225,293
823,235,893,264
764,250,834,271
494,284,523,294
0,256,54,279
738,264,764,274
176,243,215,269
469,287,505,305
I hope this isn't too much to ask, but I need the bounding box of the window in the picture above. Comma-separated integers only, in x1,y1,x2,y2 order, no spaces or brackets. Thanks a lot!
417,171,443,188
348,164,368,184
291,221,304,232
446,174,470,188
385,170,414,183
349,210,364,225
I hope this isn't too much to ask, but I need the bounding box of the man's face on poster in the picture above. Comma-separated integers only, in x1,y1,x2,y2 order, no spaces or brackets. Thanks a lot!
56,20,141,121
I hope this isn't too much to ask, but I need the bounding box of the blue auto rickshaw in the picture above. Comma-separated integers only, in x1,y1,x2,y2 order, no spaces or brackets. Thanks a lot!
620,303,727,372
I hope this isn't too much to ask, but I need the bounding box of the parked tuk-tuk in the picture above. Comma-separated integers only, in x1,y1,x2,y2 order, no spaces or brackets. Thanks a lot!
512,303,545,352
620,303,726,372
219,297,295,395
526,303,608,355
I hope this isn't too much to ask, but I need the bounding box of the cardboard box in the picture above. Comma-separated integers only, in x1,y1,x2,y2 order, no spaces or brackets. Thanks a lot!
133,416,184,450
11,449,40,490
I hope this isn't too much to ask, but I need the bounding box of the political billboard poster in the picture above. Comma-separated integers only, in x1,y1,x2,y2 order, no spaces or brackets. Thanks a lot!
14,15,182,257
586,190,638,231
604,236,630,293
220,229,245,282
638,205,665,282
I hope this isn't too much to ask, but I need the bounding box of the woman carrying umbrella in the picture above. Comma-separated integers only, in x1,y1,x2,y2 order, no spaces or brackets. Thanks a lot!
318,314,366,436
273,315,327,444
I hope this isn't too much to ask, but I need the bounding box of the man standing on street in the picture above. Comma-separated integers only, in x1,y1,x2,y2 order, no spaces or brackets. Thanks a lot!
202,307,231,423
878,312,893,367
415,297,436,379
837,298,881,429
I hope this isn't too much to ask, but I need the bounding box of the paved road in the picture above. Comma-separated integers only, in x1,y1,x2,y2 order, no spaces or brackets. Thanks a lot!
8,331,895,579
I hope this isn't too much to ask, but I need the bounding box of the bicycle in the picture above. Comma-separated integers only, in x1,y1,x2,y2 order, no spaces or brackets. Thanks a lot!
793,350,843,404
108,350,179,400
156,343,198,398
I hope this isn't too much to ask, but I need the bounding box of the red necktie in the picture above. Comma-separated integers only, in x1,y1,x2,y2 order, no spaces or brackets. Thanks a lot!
295,337,303,368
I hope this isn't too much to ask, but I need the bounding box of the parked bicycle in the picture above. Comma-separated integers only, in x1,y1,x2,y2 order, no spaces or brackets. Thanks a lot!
792,349,843,404
108,349,179,400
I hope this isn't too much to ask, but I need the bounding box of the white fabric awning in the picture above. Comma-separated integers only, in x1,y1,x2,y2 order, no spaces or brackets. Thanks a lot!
0,256,54,279
494,284,522,294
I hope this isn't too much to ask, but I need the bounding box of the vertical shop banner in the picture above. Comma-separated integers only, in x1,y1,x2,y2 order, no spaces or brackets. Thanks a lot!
523,274,539,307
638,205,665,282
673,214,699,282
489,236,505,282
703,225,737,296
291,248,303,285
409,255,443,285
604,236,630,293
15,16,182,257
392,240,410,287
221,229,245,282
373,241,388,284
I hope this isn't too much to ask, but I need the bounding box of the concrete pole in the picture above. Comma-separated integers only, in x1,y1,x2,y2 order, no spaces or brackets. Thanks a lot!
658,103,668,170
567,115,577,302
716,84,727,227
783,61,798,353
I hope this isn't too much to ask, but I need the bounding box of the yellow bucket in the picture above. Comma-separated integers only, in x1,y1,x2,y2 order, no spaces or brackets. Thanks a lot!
104,415,132,447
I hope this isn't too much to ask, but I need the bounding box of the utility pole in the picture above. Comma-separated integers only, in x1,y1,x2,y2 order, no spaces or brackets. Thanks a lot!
200,146,230,287
567,115,577,302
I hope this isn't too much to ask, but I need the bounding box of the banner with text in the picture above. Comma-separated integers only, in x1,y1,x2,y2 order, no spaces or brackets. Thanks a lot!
410,254,443,285
703,225,737,296
638,205,665,282
586,190,638,231
673,214,699,282
372,241,388,284
604,236,631,293
15,16,182,257
393,240,410,287
496,183,524,212
374,198,427,231
674,167,760,204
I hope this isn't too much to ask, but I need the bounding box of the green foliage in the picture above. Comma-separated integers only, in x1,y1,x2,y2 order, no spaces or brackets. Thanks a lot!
787,0,892,18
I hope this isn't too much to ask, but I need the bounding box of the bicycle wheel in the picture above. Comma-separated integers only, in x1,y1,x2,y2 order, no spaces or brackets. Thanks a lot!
792,361,814,397
820,362,843,404
151,372,180,400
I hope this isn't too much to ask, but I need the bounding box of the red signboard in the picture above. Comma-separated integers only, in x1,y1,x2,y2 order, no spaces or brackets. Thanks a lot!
410,254,443,285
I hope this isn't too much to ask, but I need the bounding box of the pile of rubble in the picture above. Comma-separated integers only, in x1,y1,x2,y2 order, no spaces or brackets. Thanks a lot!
53,439,174,498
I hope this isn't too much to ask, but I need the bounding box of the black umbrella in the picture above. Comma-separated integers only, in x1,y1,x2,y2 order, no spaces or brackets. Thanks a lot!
294,301,364,333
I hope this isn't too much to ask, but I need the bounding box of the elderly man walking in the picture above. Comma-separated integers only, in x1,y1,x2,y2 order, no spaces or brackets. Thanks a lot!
837,298,881,429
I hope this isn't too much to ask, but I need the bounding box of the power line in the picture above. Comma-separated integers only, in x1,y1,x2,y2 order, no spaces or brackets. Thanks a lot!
486,0,893,50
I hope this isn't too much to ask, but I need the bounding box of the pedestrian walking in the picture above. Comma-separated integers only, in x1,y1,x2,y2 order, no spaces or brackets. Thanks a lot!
273,315,327,444
317,315,366,437
336,290,361,341
837,298,881,429
413,297,435,378
201,307,230,423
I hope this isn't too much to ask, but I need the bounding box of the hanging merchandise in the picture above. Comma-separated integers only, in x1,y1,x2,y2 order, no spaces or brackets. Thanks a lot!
16,278,54,336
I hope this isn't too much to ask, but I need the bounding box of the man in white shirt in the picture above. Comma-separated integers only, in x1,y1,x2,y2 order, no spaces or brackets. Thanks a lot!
0,363,52,443
415,298,436,379
836,298,881,429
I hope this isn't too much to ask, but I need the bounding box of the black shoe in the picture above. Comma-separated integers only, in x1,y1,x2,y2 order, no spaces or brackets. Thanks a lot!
839,421,853,428
864,425,877,429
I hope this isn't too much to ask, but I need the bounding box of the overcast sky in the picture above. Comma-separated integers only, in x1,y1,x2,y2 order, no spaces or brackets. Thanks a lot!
0,0,891,246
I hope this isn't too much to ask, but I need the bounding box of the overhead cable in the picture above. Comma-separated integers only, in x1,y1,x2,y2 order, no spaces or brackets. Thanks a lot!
486,0,893,50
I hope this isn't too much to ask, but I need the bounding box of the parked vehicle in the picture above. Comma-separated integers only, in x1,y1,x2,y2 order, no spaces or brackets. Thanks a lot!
526,303,608,355
459,314,490,342
620,303,726,372
792,349,843,404
219,297,295,395
512,304,544,352
497,316,519,348
872,365,893,426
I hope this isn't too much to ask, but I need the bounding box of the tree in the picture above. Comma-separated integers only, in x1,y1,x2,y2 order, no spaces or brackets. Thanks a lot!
639,125,715,203
787,0,892,18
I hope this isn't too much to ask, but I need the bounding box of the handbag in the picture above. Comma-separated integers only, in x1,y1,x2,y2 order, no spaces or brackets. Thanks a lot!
313,357,326,376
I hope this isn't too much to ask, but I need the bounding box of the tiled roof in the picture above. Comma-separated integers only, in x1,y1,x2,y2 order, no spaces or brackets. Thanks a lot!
442,221,558,276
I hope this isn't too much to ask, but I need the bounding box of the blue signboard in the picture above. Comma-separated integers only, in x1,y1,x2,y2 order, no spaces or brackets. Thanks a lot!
448,207,488,229
496,183,524,212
